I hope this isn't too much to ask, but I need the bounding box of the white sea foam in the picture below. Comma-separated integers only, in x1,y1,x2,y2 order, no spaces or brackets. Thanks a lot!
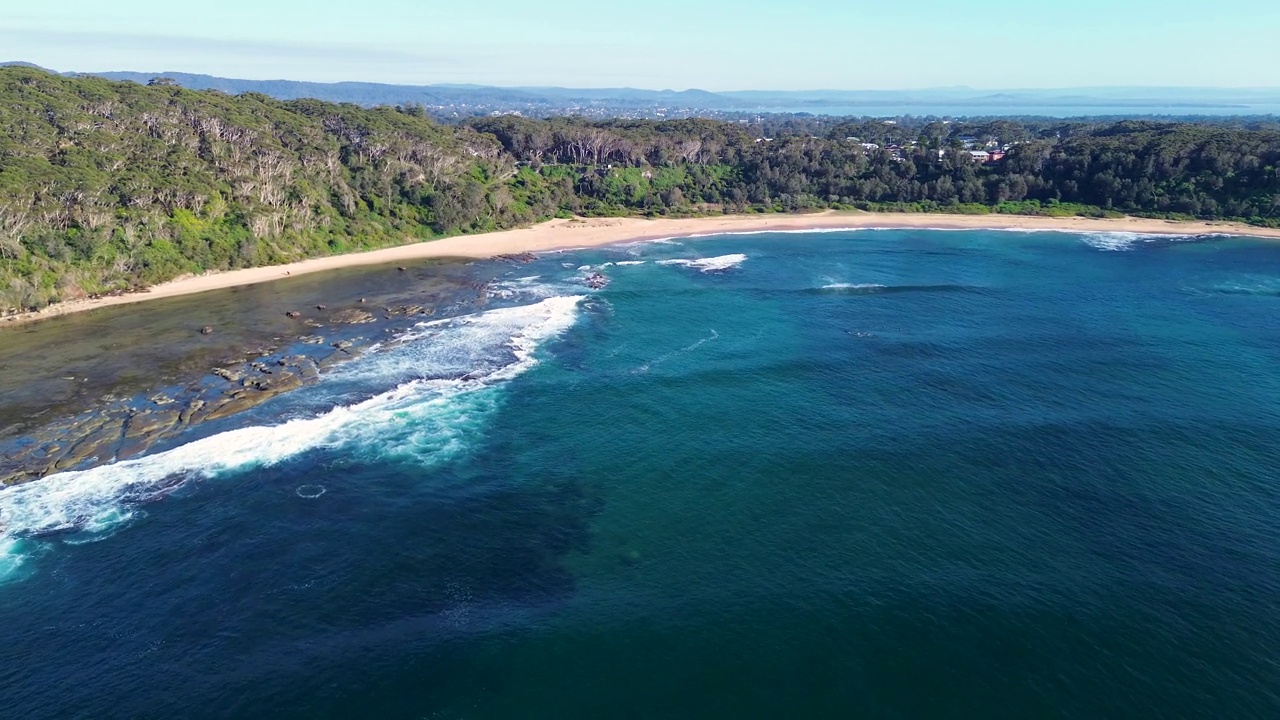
0,537,25,582
296,485,326,499
1207,276,1280,296
656,253,748,272
633,328,719,374
613,260,646,266
821,282,886,290
0,296,585,569
488,275,581,301
681,329,719,352
1078,232,1211,251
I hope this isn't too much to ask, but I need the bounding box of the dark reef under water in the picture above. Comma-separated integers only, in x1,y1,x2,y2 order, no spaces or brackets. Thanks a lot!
2,228,1280,719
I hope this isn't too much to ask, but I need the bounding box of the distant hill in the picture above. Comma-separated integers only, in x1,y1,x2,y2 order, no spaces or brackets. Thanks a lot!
7,62,1280,115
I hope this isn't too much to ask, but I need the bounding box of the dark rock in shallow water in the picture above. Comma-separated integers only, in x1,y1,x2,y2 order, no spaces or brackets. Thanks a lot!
211,367,245,383
178,399,205,425
115,409,182,460
124,409,179,439
316,304,326,310
2,468,35,486
331,308,375,324
493,252,537,264
299,361,320,382
0,280,408,486
585,272,609,289
384,305,428,317
51,415,124,471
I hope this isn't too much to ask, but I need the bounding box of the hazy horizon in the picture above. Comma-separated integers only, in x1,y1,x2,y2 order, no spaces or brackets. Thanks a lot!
4,0,1279,90
7,62,1280,96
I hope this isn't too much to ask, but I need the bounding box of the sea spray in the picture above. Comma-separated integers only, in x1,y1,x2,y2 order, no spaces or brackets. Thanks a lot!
0,295,585,563
656,254,748,272
1078,232,1215,251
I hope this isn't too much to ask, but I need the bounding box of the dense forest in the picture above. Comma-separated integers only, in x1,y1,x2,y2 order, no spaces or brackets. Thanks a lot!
2,66,1279,313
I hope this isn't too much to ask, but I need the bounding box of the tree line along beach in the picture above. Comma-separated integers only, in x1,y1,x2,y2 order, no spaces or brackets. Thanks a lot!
2,65,1280,319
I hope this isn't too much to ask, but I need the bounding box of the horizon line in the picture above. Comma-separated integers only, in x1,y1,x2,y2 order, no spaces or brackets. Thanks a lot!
6,62,1280,95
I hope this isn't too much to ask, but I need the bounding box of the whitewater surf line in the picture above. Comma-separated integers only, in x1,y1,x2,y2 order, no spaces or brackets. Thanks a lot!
0,295,585,576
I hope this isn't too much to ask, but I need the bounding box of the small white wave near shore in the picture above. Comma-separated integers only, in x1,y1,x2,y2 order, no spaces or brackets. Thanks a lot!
0,295,585,575
821,282,887,290
1079,232,1224,251
657,254,748,272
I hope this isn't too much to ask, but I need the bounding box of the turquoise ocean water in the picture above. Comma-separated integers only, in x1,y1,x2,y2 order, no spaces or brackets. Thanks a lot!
2,228,1280,718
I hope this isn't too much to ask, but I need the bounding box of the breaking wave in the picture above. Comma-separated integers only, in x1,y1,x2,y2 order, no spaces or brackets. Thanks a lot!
812,282,976,295
632,328,719,374
657,254,748,272
1078,232,1222,251
0,295,585,575
1204,277,1280,297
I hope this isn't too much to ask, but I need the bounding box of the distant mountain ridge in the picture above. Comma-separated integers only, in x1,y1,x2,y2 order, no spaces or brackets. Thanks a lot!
5,62,1280,114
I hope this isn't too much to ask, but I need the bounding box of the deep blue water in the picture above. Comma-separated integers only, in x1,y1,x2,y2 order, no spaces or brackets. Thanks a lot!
3,229,1280,718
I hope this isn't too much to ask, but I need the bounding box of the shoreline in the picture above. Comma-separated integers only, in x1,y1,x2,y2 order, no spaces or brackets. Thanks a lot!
6,210,1280,328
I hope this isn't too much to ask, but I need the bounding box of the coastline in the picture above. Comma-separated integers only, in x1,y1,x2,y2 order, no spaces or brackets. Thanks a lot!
6,210,1279,328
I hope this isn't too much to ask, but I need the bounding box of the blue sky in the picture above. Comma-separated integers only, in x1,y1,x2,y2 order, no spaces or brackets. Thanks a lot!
4,0,1279,89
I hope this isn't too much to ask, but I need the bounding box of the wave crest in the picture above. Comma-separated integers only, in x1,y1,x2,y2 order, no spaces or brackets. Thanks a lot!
0,296,585,571
656,254,748,272
812,282,975,295
1079,232,1220,252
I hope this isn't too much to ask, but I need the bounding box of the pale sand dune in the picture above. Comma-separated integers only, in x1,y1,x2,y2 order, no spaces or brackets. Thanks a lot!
6,211,1279,328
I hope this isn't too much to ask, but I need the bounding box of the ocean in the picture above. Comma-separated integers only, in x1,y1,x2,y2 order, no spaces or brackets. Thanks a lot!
2,228,1280,718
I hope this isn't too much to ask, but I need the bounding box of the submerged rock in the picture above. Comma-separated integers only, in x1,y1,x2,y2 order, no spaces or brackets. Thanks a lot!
493,252,537,264
1,468,37,486
331,308,375,324
124,409,180,439
211,367,246,383
384,304,425,317
51,416,125,471
178,399,205,425
0,284,426,487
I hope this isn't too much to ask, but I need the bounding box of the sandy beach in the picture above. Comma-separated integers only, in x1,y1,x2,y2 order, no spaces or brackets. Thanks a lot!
5,210,1279,328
